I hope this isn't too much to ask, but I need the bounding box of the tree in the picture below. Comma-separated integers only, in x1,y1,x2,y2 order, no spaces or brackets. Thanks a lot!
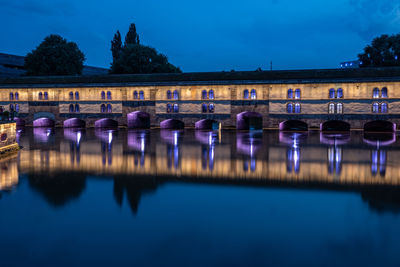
111,30,122,62
25,34,85,76
358,34,400,67
125,23,140,45
110,23,181,74
111,44,181,74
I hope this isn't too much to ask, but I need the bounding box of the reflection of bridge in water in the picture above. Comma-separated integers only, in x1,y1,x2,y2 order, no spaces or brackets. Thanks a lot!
7,128,400,214
15,128,400,187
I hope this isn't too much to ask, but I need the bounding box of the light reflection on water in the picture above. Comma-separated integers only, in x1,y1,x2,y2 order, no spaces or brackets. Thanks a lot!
2,128,400,266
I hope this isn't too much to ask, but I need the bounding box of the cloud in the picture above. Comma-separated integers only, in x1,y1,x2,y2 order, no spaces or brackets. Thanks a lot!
0,0,76,16
348,0,400,40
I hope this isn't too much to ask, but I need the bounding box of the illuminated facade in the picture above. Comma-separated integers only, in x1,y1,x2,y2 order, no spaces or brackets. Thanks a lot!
1,68,400,130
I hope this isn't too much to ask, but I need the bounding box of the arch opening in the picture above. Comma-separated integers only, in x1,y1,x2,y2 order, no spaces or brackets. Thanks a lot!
160,119,184,130
364,120,396,133
127,111,150,129
236,111,263,130
33,117,55,128
195,119,219,130
63,118,86,128
94,118,118,128
321,120,350,132
279,120,308,132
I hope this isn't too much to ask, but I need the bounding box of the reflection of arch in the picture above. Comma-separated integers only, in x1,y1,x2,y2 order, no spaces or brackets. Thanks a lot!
279,120,308,131
160,119,184,130
236,131,262,156
320,120,350,132
63,118,86,128
236,111,262,130
363,132,396,146
364,120,395,132
94,118,118,128
127,130,150,151
33,118,55,127
195,119,219,130
320,132,350,145
127,111,150,129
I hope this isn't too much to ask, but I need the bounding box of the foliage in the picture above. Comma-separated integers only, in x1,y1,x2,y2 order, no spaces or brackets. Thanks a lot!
125,23,140,45
111,31,122,62
111,44,181,74
25,34,85,76
110,23,181,74
358,34,400,67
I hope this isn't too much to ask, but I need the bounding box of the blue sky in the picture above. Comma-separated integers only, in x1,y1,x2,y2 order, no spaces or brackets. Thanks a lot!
0,0,399,71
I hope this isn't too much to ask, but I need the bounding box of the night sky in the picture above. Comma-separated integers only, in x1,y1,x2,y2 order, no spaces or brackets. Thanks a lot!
0,0,399,72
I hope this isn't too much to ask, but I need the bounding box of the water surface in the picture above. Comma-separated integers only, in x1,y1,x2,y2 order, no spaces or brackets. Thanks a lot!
1,128,400,266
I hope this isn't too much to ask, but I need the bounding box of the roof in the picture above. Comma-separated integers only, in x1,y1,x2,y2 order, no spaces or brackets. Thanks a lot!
0,53,108,78
1,67,400,88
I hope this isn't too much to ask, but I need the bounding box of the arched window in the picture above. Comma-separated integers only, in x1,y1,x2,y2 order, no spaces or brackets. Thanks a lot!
75,104,80,113
372,102,379,113
337,88,343,98
209,89,214,100
243,89,249,99
287,103,293,113
202,90,207,100
100,104,106,113
133,91,138,99
107,91,112,100
15,104,19,112
295,103,301,113
44,92,48,100
107,104,112,113
381,87,388,98
69,91,74,100
38,92,43,100
209,103,214,113
69,104,74,113
337,103,343,113
250,89,257,100
287,89,293,99
328,103,335,114
173,103,179,113
373,88,379,98
15,92,19,101
9,92,13,100
166,103,172,113
167,90,172,99
173,90,179,100
381,102,388,113
202,103,207,113
295,89,301,99
75,91,79,100
139,91,144,100
9,104,14,112
329,88,335,99
101,91,105,100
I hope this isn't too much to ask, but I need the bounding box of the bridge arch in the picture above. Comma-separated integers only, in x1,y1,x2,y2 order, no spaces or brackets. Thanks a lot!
94,118,118,128
320,120,350,132
236,111,263,130
33,117,55,127
195,119,219,130
127,111,150,129
279,120,308,132
63,118,86,128
160,119,184,130
364,120,396,132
